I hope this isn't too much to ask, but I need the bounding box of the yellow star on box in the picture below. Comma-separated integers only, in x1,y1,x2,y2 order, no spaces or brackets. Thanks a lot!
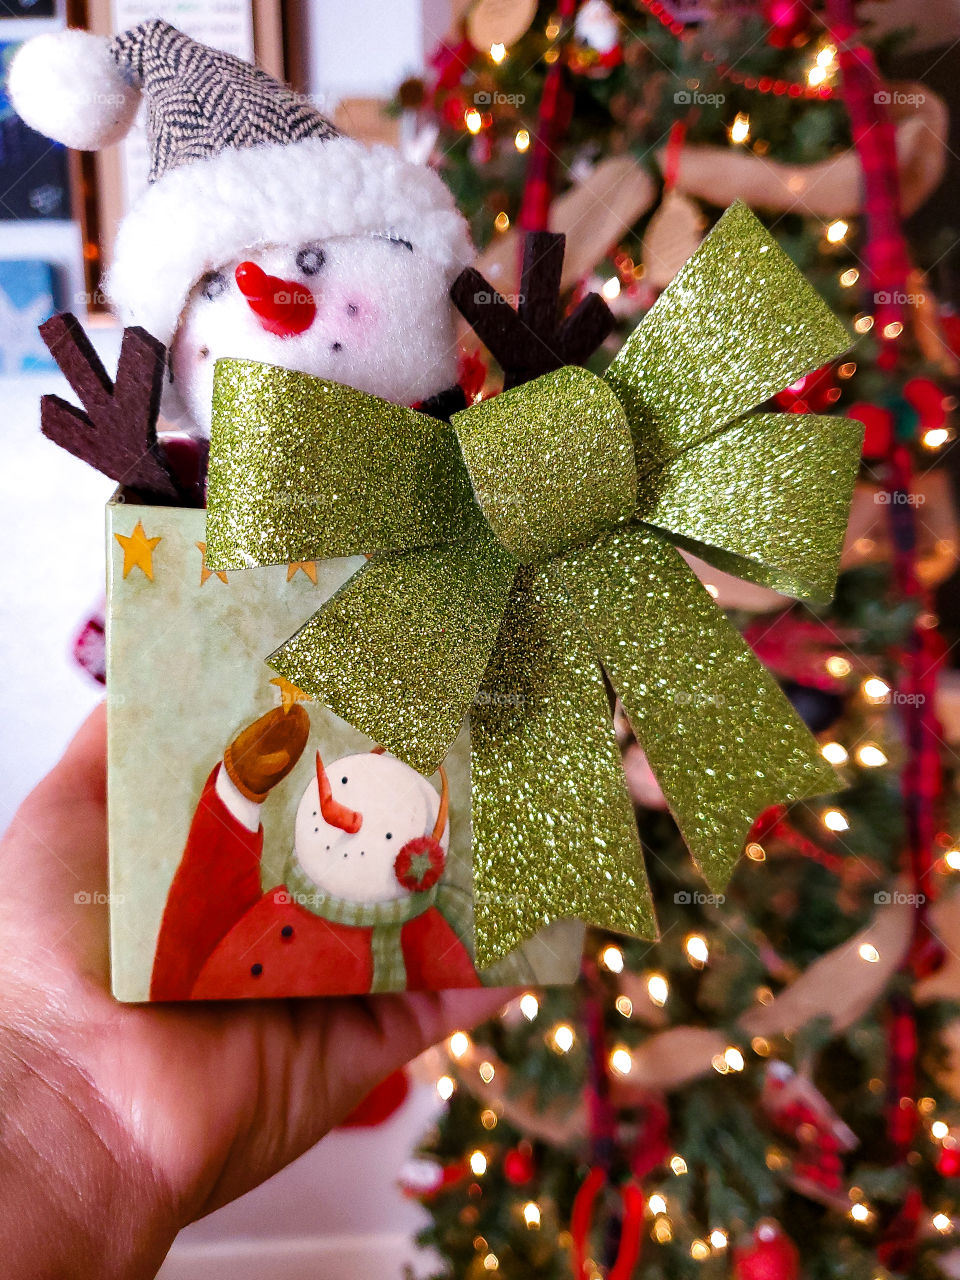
287,560,318,583
115,520,162,580
195,541,228,586
270,676,313,713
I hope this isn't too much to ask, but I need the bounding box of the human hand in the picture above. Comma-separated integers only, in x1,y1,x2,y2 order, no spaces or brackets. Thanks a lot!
0,705,509,1279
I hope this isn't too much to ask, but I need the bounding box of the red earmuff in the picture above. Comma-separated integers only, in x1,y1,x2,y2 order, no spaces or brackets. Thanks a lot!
394,763,449,892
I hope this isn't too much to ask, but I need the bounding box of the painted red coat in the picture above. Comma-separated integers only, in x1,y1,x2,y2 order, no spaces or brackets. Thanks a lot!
151,767,481,1000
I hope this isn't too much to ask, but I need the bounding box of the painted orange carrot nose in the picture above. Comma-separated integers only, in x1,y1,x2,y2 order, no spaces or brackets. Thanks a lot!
235,260,316,337
315,750,363,834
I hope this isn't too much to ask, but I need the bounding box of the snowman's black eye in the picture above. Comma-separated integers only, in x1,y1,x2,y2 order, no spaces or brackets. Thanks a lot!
341,776,348,784
383,234,413,252
297,245,326,275
200,271,227,301
385,832,393,840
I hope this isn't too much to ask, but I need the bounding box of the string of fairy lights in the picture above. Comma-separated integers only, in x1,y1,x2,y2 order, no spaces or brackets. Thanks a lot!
434,907,960,1264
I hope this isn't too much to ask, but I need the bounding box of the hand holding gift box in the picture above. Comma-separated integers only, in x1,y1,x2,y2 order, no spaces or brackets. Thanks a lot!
19,21,862,1001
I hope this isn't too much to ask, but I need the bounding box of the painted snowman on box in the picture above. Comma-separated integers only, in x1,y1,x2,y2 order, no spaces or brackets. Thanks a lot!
10,19,480,997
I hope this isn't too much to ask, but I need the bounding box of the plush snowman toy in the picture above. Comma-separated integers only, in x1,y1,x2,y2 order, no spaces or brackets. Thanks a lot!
9,20,473,438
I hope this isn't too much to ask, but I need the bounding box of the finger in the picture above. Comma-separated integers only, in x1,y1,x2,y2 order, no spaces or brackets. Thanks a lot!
26,702,107,815
291,985,519,1123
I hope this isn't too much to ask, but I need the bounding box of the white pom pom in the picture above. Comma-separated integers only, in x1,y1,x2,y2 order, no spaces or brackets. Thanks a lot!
7,29,140,151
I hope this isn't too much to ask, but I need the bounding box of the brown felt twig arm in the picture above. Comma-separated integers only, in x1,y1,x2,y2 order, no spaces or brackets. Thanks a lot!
451,231,615,392
38,312,184,503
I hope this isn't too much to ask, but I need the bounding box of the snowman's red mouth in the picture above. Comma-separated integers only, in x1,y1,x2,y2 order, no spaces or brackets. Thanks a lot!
235,261,316,337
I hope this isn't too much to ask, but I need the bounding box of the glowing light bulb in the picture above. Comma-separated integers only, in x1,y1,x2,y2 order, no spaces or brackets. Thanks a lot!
724,1046,745,1072
523,1201,541,1228
822,808,849,832
857,743,887,768
821,741,849,765
826,219,848,243
826,655,852,678
808,64,827,87
514,128,530,152
746,841,766,861
710,1229,728,1249
552,1023,575,1053
615,995,633,1017
610,1046,633,1075
437,1075,455,1100
465,109,483,134
648,1194,667,1215
653,1217,673,1243
470,1149,488,1176
729,112,750,144
932,1120,949,1140
924,427,950,449
670,1155,688,1175
817,44,837,66
483,1251,500,1269
933,1213,953,1233
481,1108,498,1129
601,276,622,301
859,942,880,963
854,314,875,334
647,973,669,1006
690,1239,710,1260
449,1031,469,1058
685,934,709,966
850,1202,871,1223
490,42,506,62
479,1060,495,1083
863,677,890,702
494,210,510,232
840,267,860,287
945,849,960,871
600,943,624,972
519,992,539,1020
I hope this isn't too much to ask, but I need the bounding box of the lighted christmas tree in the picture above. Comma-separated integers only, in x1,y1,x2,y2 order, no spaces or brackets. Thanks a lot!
398,3,960,1276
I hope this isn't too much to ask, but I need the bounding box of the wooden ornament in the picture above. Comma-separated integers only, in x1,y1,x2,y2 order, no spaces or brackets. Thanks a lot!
466,0,538,49
642,187,705,289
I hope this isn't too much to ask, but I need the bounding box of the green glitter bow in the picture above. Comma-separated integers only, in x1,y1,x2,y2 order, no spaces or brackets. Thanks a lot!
205,202,863,967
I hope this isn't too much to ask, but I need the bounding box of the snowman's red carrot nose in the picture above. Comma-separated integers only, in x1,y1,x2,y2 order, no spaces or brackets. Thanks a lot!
315,750,363,834
235,261,316,337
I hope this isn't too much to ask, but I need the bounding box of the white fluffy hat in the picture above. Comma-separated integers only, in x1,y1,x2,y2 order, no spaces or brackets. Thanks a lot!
7,19,472,345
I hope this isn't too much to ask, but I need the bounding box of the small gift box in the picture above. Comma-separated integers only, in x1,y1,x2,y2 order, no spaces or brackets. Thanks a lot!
105,496,584,1000
39,203,862,1004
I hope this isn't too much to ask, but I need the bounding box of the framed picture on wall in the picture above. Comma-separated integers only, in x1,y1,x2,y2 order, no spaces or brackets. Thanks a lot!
73,0,284,312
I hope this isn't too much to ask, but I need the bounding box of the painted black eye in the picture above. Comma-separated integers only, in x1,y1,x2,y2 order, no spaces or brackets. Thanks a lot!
200,271,227,301
297,245,326,275
385,832,393,840
341,776,348,784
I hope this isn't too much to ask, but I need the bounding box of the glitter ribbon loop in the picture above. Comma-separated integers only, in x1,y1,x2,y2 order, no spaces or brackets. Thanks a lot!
452,365,637,564
204,201,862,968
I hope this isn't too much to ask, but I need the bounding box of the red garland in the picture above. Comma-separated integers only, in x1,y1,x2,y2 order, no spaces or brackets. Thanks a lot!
518,0,578,232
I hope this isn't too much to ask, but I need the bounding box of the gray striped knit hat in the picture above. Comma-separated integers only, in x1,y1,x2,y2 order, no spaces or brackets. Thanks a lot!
8,20,472,344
